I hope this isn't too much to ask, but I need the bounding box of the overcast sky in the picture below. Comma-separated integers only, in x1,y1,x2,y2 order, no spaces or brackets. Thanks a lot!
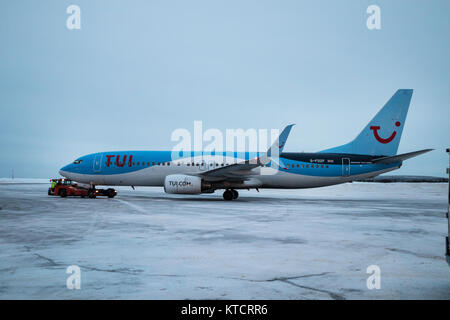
0,0,449,178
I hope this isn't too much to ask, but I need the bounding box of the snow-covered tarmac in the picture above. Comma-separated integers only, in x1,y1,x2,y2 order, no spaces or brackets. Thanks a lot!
0,181,449,299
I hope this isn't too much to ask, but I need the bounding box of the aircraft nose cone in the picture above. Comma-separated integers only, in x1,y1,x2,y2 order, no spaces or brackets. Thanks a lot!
59,164,71,177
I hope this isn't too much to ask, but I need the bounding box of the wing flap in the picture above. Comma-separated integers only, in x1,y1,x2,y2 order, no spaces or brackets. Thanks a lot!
197,124,295,181
198,161,260,181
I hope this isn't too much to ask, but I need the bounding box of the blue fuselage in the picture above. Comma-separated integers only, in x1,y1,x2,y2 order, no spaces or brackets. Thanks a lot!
59,151,401,189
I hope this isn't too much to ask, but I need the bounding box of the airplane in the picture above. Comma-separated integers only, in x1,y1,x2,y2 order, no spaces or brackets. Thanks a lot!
59,89,432,200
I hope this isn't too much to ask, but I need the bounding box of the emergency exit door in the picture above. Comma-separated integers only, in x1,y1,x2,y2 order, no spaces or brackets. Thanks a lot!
342,158,350,177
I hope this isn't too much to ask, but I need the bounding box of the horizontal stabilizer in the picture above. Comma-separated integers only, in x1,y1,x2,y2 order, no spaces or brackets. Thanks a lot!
371,149,433,164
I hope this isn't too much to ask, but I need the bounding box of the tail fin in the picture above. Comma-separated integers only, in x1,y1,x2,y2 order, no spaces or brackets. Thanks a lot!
319,89,413,156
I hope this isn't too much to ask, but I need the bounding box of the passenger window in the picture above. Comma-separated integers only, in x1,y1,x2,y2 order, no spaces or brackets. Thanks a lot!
316,165,319,168
326,165,329,168
157,162,161,165
152,162,155,166
321,164,324,168
306,164,309,168
137,162,140,165
301,164,304,168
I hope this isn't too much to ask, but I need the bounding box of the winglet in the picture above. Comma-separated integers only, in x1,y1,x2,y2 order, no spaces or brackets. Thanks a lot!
267,124,295,157
258,124,294,166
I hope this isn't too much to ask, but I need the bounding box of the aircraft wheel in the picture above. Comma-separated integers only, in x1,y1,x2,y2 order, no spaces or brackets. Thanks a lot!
223,189,233,201
232,189,239,199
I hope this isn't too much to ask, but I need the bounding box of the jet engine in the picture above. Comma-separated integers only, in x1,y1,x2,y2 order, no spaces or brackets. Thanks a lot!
164,174,203,194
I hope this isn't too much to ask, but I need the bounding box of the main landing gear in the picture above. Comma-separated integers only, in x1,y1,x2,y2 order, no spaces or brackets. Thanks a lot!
223,189,239,201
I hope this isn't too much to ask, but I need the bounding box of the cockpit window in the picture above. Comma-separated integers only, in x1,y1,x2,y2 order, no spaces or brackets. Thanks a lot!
73,160,83,164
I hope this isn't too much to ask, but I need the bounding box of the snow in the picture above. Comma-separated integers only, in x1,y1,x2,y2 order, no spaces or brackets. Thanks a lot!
0,178,49,184
0,182,449,299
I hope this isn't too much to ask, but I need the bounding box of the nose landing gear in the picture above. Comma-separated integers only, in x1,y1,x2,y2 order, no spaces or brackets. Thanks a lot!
223,189,239,201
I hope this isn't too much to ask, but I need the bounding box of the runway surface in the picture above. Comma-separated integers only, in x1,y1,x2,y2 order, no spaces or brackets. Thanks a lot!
0,181,449,299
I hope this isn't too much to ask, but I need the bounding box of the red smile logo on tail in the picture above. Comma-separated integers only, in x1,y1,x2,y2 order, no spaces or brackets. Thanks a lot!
370,121,401,144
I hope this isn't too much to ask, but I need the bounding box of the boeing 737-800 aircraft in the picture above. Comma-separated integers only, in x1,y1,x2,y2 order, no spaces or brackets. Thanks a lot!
59,89,431,200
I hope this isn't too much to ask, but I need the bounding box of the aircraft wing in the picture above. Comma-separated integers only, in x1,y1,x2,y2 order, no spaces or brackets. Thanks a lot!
197,124,295,181
371,149,433,164
198,161,261,182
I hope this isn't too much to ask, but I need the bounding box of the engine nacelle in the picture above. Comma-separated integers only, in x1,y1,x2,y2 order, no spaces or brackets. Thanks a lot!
164,174,202,194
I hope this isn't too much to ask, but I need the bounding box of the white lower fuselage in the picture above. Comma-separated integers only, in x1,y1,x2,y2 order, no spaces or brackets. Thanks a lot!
59,152,401,190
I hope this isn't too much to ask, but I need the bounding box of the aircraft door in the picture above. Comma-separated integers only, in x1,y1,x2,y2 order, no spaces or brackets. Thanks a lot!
93,154,103,172
342,158,350,177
